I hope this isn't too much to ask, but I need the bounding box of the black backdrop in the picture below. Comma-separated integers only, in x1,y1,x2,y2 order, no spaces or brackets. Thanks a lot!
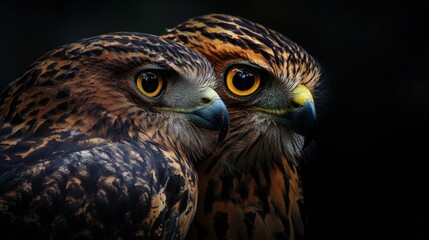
1,1,428,239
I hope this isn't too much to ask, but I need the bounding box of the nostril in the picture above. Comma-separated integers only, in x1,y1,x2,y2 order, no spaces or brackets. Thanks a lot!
201,97,212,104
291,100,301,109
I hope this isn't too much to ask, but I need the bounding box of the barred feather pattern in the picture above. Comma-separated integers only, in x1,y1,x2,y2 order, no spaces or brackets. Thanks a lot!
164,14,322,240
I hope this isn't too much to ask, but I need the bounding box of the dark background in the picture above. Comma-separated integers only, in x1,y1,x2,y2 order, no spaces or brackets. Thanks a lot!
1,1,428,239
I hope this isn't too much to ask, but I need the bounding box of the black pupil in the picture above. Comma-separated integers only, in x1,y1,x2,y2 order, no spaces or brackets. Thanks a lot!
141,72,159,93
232,69,255,91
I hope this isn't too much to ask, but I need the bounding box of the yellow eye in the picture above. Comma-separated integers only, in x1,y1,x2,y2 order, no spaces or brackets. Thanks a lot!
225,66,261,96
136,70,164,97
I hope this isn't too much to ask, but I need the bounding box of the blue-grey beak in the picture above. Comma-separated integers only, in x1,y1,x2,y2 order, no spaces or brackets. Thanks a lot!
275,99,316,147
188,97,229,146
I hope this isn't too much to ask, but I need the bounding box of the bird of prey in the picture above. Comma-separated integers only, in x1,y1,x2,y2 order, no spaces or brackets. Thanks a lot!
0,32,229,239
163,14,321,240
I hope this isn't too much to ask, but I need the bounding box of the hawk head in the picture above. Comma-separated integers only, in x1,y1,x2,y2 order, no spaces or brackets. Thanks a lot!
164,14,321,169
0,32,229,163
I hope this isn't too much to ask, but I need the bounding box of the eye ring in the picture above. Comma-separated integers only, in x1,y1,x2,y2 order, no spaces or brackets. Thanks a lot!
136,70,164,98
225,65,261,97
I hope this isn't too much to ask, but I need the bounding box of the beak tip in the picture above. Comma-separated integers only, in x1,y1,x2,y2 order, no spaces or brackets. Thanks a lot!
189,97,229,146
215,138,223,147
278,100,316,149
215,110,229,147
303,134,313,148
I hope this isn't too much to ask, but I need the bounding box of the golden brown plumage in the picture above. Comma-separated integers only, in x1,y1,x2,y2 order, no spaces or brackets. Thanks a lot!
163,14,321,240
0,32,229,239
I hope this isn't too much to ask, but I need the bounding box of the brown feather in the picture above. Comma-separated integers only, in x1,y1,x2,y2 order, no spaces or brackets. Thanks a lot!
163,14,321,240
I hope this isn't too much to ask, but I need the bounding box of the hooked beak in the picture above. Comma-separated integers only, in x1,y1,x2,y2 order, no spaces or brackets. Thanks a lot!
272,85,317,147
188,89,229,146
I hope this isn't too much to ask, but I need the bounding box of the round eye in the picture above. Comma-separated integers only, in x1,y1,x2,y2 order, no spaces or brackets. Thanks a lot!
136,70,164,97
225,66,261,96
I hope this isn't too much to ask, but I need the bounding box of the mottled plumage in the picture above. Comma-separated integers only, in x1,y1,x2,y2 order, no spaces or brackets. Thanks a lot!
0,32,228,239
164,14,321,239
